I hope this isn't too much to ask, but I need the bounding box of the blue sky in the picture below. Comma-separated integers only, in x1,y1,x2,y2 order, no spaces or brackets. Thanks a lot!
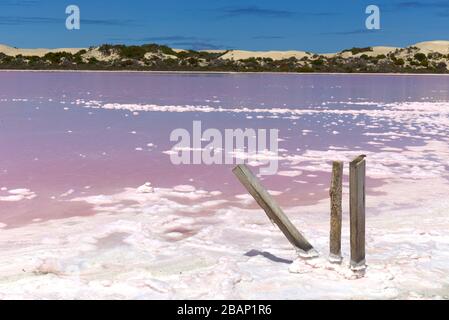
0,0,448,52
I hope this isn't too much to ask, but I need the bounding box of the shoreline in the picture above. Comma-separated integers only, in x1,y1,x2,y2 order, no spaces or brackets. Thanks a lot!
1,69,449,77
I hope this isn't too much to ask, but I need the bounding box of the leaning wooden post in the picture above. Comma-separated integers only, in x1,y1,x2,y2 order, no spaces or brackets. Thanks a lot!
350,155,366,270
329,161,343,263
233,164,316,257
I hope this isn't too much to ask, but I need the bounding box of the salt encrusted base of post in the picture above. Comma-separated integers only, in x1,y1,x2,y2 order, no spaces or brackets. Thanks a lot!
350,155,367,271
329,161,343,264
233,164,317,258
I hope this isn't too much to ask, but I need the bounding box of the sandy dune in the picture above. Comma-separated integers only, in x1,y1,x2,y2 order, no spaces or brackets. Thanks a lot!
338,46,399,58
221,46,399,61
220,50,310,61
0,40,448,62
413,41,449,54
0,44,85,57
204,41,442,61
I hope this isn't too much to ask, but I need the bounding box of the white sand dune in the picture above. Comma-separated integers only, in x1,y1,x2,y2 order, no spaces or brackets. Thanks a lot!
339,46,399,58
0,44,85,57
413,41,449,54
1,41,448,62
217,41,443,61
220,50,310,61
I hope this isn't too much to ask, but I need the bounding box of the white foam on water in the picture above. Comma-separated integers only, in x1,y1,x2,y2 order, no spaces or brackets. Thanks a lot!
81,100,449,180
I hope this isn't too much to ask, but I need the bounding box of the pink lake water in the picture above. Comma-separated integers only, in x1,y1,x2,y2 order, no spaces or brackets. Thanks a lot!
1,71,449,227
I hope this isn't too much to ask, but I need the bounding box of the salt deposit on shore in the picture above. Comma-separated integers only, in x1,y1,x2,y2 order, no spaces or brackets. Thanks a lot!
1,137,449,299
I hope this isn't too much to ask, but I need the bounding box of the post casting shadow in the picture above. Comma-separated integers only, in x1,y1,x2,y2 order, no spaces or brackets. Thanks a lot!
244,249,293,264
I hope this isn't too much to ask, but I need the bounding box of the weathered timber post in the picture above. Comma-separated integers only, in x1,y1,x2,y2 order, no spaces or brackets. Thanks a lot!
233,164,316,256
329,161,343,263
349,155,366,269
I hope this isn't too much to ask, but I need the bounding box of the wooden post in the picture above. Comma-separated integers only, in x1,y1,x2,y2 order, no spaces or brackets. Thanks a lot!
232,164,316,256
350,155,366,269
329,161,343,263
